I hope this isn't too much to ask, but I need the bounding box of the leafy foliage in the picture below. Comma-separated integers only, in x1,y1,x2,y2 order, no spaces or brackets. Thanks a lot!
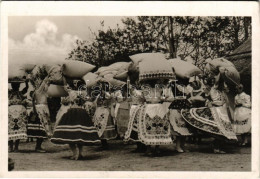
67,16,251,70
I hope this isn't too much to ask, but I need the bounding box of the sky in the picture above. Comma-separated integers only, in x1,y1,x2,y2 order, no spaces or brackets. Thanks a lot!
8,16,127,65
9,16,126,41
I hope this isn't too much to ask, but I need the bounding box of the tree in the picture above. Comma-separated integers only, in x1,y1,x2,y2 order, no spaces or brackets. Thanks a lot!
66,16,251,70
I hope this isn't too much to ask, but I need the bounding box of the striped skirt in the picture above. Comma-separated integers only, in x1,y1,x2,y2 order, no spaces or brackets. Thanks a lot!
51,107,100,145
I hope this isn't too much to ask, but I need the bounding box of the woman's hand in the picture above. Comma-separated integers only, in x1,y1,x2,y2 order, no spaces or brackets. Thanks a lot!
165,97,175,102
207,102,213,108
104,92,111,99
206,99,212,107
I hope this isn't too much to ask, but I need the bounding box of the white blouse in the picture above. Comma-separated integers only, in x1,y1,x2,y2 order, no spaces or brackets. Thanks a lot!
235,92,251,108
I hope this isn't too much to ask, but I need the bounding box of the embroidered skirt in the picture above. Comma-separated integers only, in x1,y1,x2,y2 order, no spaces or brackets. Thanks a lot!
116,102,130,138
125,104,173,145
35,104,52,137
169,109,192,136
124,105,141,142
169,98,191,109
168,99,192,136
233,107,251,134
181,106,237,140
9,105,28,140
93,107,117,140
51,107,100,145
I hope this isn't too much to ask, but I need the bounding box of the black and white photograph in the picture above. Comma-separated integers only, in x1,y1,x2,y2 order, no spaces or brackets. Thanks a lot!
1,1,259,178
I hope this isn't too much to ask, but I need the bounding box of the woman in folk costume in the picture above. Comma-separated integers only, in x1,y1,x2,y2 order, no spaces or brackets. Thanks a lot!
125,59,175,156
233,84,251,146
167,78,195,153
124,63,147,152
29,64,63,138
140,79,174,155
51,78,100,160
92,81,118,149
111,89,124,121
181,77,237,153
124,80,147,152
27,91,48,152
112,84,129,138
205,58,241,122
8,80,29,152
186,76,207,107
30,75,52,138
187,76,208,144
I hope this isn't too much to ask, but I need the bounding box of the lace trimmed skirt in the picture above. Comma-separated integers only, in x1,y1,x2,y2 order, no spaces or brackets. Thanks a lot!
93,107,117,140
9,105,28,140
125,104,173,145
181,106,237,140
233,107,251,134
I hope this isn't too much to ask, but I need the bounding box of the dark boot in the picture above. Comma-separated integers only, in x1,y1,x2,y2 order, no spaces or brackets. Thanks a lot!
153,145,161,156
213,139,226,154
35,138,46,153
14,140,20,152
101,139,109,150
140,143,147,152
9,141,14,152
69,144,77,160
134,142,142,153
145,145,153,156
76,144,83,160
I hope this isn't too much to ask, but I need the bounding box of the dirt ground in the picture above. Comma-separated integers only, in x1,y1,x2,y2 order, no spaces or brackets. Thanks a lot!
9,138,251,171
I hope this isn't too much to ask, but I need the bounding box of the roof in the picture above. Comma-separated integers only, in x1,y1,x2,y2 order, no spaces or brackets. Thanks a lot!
226,38,251,60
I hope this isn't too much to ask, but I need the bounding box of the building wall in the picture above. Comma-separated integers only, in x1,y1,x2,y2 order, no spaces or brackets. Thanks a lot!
232,57,251,95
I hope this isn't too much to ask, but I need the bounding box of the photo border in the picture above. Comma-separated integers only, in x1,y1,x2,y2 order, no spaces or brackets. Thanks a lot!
1,1,259,178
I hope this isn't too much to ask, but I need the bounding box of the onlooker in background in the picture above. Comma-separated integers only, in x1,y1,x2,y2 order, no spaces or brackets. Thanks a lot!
233,84,251,146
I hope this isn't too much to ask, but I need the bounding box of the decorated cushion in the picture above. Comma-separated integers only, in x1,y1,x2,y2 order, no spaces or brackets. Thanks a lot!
82,72,101,88
96,62,130,77
206,58,240,86
101,77,126,88
139,59,174,81
63,60,96,78
114,71,128,80
99,70,118,77
220,66,240,86
206,57,235,69
168,58,202,79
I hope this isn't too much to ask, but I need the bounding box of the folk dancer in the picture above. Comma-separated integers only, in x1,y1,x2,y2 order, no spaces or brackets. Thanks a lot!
8,80,29,152
92,81,118,149
181,77,237,153
51,78,100,160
